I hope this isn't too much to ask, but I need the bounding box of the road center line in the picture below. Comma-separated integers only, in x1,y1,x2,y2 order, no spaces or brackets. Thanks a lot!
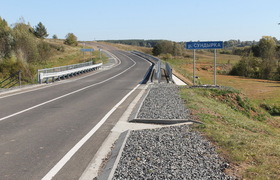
0,51,136,122
41,52,139,179
0,50,120,100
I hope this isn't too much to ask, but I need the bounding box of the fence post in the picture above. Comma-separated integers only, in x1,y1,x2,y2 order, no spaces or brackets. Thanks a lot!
18,71,22,88
37,69,40,84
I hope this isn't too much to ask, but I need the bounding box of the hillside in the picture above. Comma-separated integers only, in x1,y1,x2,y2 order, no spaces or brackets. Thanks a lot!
0,39,106,86
180,87,280,179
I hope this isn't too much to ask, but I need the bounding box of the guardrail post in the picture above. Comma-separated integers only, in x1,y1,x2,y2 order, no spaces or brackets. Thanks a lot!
18,71,22,88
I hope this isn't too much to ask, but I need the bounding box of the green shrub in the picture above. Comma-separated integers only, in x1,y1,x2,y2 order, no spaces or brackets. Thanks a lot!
260,103,280,115
64,33,78,46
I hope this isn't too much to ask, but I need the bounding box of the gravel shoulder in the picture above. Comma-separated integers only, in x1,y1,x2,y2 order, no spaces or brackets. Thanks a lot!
99,83,234,179
112,125,232,180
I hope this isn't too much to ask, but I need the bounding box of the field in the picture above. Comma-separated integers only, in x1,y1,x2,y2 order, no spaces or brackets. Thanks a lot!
166,50,280,106
166,49,280,179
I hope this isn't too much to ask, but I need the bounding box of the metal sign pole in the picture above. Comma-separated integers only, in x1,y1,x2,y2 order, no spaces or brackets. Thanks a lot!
214,49,217,86
193,49,196,85
186,41,223,86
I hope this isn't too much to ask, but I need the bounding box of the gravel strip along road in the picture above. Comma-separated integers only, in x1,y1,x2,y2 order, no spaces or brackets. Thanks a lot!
137,83,190,120
110,83,233,179
112,125,232,180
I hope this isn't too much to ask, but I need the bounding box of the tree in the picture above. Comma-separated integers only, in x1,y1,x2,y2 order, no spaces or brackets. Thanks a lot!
52,34,58,39
152,43,162,56
173,42,183,56
230,53,260,78
152,40,177,56
34,22,48,38
0,17,14,59
258,36,277,79
64,33,78,46
13,21,40,63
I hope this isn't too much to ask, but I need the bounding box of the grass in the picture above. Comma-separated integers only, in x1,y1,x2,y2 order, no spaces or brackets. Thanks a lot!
180,87,280,179
36,39,107,69
166,50,280,107
98,41,153,54
0,39,108,85
166,49,280,178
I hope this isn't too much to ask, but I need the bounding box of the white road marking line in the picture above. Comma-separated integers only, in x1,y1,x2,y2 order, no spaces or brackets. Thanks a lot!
0,52,135,122
41,52,139,179
41,83,140,180
0,50,120,100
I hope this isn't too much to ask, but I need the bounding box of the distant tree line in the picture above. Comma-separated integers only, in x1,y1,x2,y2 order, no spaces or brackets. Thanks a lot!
230,36,280,80
224,39,258,48
0,17,78,83
99,39,162,48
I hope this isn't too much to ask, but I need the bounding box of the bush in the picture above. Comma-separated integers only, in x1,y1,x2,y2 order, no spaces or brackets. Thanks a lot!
260,103,280,115
38,41,52,62
0,56,35,83
64,33,78,46
0,17,14,59
13,22,40,63
161,53,173,60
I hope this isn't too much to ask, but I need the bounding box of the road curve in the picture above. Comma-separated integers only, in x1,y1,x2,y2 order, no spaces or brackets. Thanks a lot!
0,47,151,180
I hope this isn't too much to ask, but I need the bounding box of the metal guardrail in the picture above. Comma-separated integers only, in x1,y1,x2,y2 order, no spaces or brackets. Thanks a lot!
131,51,173,83
165,62,173,82
156,60,161,83
131,51,162,83
0,71,21,88
38,62,102,83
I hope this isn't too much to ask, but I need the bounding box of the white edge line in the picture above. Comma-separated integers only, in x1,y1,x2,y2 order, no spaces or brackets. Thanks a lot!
42,84,140,180
0,50,120,100
41,52,138,179
0,51,135,122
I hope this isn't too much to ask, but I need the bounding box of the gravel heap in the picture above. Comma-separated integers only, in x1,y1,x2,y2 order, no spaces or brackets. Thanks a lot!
137,83,190,120
112,125,232,180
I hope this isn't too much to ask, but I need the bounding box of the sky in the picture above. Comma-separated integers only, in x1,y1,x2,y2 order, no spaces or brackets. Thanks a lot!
1,0,280,42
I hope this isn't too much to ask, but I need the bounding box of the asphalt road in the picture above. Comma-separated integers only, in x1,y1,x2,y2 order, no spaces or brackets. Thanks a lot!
0,47,151,180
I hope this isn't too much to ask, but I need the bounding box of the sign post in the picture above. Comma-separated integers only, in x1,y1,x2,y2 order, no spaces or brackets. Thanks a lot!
193,49,196,85
186,41,224,86
80,48,94,61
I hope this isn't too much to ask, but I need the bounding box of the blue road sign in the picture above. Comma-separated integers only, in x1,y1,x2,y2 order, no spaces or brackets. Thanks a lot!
80,48,94,52
186,41,224,50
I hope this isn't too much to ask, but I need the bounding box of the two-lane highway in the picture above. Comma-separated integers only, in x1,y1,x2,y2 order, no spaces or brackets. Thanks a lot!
0,48,151,179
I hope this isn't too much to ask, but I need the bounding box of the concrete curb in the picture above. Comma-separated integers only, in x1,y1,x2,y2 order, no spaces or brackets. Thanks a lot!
130,118,202,125
98,130,130,180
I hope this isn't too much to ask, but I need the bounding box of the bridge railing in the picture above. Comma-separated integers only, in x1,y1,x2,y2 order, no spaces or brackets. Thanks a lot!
131,51,173,83
37,62,102,83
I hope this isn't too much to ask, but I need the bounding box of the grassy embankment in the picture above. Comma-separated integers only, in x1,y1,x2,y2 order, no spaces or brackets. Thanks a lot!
0,39,107,86
180,87,280,179
164,50,280,179
35,39,107,70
